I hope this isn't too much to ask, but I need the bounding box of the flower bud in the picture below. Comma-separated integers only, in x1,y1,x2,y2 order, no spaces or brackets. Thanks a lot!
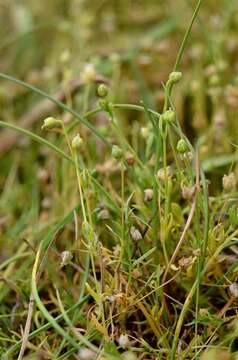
160,109,175,124
112,145,123,159
140,127,150,139
222,172,236,192
97,84,108,98
181,185,196,201
157,166,171,181
129,226,142,241
125,152,135,166
176,139,189,153
168,71,182,84
229,283,238,298
41,117,62,131
78,348,95,360
81,63,96,83
144,188,153,202
118,334,130,348
60,251,73,267
71,133,83,150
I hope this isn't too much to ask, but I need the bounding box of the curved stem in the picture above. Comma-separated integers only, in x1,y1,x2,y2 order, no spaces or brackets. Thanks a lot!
173,0,204,71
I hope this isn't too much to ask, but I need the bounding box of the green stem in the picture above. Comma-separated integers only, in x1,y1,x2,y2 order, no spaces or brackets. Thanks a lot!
173,0,204,72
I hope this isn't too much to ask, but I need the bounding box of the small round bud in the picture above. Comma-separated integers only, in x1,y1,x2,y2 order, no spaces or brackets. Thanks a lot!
176,139,189,153
41,117,62,131
144,188,153,202
168,71,182,84
97,84,108,98
60,251,73,267
118,334,130,348
125,152,135,166
78,348,95,360
222,172,236,192
181,185,196,201
112,145,123,160
160,109,175,124
71,133,83,150
81,63,96,83
131,268,142,279
140,127,150,139
229,283,238,298
129,226,142,241
157,166,171,181
98,99,113,117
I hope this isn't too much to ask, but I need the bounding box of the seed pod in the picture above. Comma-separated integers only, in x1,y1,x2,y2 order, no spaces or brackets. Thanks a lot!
125,152,135,166
71,133,83,150
222,172,236,192
157,166,171,181
41,117,62,131
78,348,95,360
60,251,73,267
81,63,96,83
130,226,142,241
140,126,150,139
160,109,175,124
176,139,189,153
181,185,196,201
144,188,153,202
97,84,108,98
168,71,182,84
112,145,123,159
229,283,238,298
118,334,130,348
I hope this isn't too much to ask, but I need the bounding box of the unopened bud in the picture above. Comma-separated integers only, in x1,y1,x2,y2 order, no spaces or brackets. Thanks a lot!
181,185,196,201
41,117,62,131
176,139,189,153
168,71,182,84
81,63,96,83
60,251,73,267
160,109,175,124
144,188,153,202
118,334,130,348
112,145,123,159
157,166,171,181
125,152,135,166
140,127,150,139
78,348,95,360
97,84,108,98
130,226,142,241
229,283,238,298
222,172,236,192
71,133,83,150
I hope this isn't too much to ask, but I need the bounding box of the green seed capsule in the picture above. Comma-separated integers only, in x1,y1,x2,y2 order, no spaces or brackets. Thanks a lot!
41,117,62,131
112,145,123,159
71,133,83,150
97,84,108,98
161,109,175,124
169,71,182,84
177,139,189,153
